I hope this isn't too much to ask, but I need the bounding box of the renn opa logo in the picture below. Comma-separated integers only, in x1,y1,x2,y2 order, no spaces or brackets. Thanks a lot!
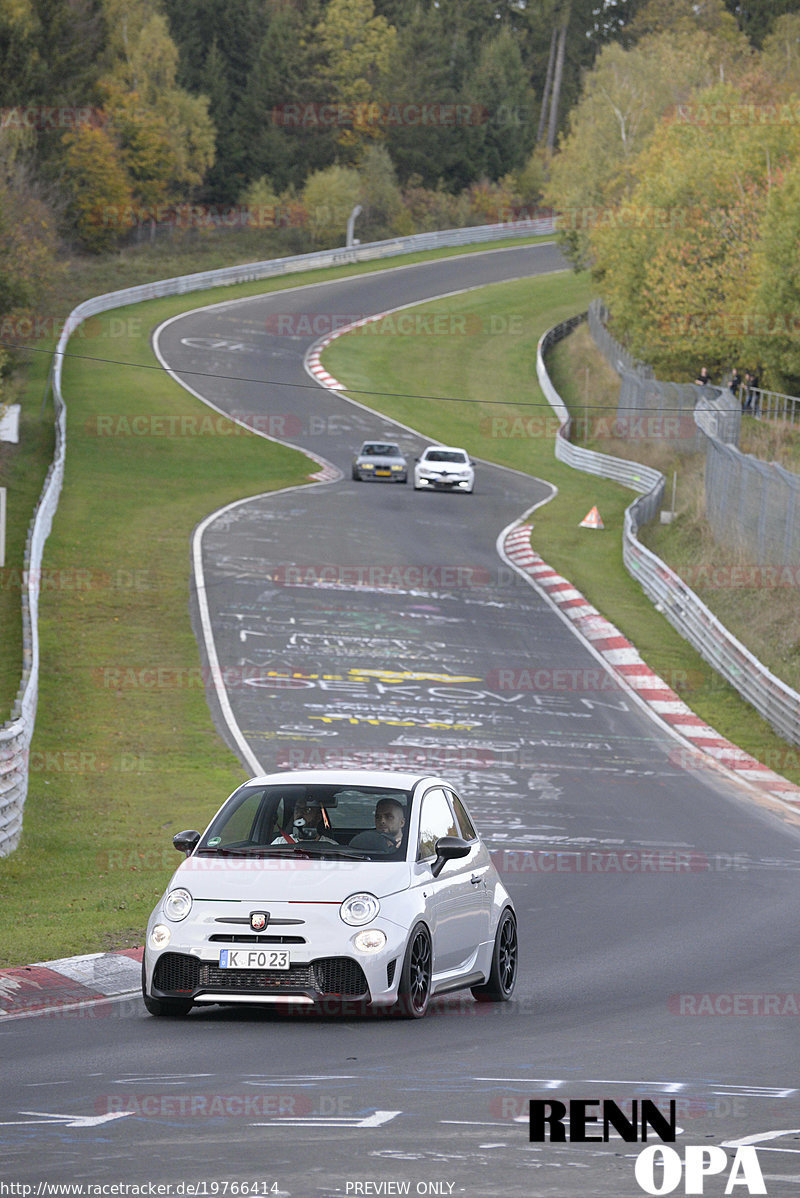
528,1100,766,1194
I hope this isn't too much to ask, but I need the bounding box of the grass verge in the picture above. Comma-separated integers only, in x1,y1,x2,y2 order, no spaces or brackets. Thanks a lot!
323,279,800,788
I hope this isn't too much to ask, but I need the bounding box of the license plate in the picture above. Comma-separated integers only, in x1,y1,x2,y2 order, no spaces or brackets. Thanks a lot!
375,469,391,476
219,948,290,970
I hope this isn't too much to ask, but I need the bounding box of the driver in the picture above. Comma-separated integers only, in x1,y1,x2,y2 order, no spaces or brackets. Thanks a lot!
272,799,336,844
373,797,406,848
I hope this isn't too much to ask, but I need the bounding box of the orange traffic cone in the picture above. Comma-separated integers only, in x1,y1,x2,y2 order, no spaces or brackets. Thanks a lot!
579,505,604,529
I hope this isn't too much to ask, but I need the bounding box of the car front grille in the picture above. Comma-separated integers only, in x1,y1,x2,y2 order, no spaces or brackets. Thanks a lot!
153,953,369,999
201,964,316,991
207,934,306,944
313,957,369,997
153,952,201,994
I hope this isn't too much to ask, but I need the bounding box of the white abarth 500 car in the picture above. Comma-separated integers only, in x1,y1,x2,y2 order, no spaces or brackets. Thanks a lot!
143,770,517,1018
413,446,475,493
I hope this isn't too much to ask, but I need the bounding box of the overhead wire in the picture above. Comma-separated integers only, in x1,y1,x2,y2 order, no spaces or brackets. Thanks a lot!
0,336,709,414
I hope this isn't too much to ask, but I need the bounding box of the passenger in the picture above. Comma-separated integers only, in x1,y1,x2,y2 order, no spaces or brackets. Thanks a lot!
273,799,336,844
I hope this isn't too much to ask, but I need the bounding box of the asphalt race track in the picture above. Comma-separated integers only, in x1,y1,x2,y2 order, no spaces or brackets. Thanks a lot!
3,245,800,1198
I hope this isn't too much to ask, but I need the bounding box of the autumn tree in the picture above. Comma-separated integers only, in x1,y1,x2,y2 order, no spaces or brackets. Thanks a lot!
302,164,362,245
315,0,397,154
748,158,800,391
98,0,215,204
590,81,800,380
544,22,750,267
60,124,134,250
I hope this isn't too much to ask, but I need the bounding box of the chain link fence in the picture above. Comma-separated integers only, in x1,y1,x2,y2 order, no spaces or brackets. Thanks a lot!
0,217,554,857
588,300,741,451
585,300,800,569
705,440,800,566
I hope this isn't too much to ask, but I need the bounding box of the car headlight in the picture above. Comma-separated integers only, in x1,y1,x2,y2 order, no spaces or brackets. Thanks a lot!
390,464,403,471
361,462,374,470
163,888,193,922
353,929,387,953
340,892,380,926
149,924,171,949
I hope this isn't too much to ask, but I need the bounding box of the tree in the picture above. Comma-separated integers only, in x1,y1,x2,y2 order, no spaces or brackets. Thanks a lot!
61,124,134,250
544,24,750,267
302,164,362,245
470,25,536,178
761,14,800,90
748,159,800,391
98,0,215,207
0,159,59,319
315,0,397,153
228,4,334,199
356,143,406,238
590,81,800,379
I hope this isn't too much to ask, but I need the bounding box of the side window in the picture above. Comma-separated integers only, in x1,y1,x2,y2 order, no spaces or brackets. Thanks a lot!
449,792,477,842
417,788,458,860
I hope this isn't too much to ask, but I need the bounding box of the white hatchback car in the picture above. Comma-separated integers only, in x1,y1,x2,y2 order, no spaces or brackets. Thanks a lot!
143,770,517,1018
413,446,475,493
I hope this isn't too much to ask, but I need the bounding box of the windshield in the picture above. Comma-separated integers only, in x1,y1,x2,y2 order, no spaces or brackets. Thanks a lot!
360,443,401,457
425,450,467,463
197,782,411,859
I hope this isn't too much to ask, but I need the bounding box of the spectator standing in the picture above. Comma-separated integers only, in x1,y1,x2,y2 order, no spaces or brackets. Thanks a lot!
750,369,760,415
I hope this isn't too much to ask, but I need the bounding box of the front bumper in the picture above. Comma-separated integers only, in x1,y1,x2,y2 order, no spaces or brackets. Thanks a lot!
149,950,394,1010
415,473,472,489
356,467,407,482
144,906,409,1010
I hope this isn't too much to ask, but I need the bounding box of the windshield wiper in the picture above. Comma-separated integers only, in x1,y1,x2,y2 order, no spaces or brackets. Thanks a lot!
197,846,290,857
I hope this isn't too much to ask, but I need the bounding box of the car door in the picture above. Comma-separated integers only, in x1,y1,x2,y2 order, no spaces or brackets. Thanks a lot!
415,786,489,975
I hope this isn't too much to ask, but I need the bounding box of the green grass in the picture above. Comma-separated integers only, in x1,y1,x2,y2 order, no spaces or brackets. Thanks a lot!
323,276,800,789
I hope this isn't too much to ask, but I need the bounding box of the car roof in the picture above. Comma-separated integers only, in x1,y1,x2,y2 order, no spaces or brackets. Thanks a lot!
243,769,440,790
423,445,468,454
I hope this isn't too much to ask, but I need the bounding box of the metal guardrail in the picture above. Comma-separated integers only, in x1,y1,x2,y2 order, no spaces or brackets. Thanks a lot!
743,386,800,424
537,317,664,498
537,315,800,750
0,217,555,856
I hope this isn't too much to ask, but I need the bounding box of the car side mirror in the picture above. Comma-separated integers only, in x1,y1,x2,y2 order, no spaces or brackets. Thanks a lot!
173,829,201,856
431,835,471,877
